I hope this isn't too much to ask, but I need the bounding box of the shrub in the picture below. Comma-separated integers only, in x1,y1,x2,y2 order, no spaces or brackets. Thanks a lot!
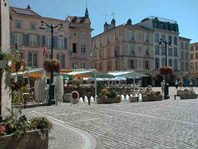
159,66,173,76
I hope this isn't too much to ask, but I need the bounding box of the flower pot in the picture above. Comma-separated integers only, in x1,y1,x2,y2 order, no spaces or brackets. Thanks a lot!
97,97,121,104
142,96,162,102
129,97,138,102
63,93,71,102
180,95,197,100
0,130,48,149
0,60,7,69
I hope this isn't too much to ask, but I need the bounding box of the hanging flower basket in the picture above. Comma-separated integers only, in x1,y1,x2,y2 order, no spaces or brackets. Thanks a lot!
43,59,61,73
159,66,173,76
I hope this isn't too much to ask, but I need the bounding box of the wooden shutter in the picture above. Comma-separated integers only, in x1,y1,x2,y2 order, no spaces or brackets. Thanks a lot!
37,35,41,46
64,38,68,49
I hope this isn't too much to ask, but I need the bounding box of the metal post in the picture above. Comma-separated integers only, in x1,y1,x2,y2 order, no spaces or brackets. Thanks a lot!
164,43,169,99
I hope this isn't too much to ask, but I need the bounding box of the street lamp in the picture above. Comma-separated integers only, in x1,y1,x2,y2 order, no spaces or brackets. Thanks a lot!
159,38,173,99
39,20,64,105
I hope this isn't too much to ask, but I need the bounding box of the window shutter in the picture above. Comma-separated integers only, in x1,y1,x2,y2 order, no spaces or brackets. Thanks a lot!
54,36,58,49
135,60,137,69
11,33,15,46
143,60,145,69
128,59,130,69
42,35,46,47
26,34,30,46
23,34,26,46
62,55,65,68
37,35,41,47
64,37,68,49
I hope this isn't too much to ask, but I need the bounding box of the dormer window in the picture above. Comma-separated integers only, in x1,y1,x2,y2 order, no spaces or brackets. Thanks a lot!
81,33,85,38
31,23,36,30
129,31,135,41
73,32,77,37
16,21,22,29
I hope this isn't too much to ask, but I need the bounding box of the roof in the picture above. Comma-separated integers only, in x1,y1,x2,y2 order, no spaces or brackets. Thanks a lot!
10,6,42,18
66,16,91,24
190,42,198,45
179,36,191,41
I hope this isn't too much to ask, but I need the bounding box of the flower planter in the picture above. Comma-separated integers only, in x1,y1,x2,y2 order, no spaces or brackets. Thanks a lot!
180,95,197,100
0,130,48,149
129,97,138,102
97,97,121,104
142,96,162,102
0,60,7,69
63,93,71,102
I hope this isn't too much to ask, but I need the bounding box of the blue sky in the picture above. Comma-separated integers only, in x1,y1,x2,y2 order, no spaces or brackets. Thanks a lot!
10,0,198,43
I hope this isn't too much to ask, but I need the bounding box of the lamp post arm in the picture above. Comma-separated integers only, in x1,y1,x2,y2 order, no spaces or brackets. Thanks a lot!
54,23,63,29
41,20,51,28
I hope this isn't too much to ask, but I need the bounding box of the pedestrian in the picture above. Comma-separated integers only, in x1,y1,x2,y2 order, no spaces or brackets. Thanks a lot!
175,80,178,90
161,80,165,96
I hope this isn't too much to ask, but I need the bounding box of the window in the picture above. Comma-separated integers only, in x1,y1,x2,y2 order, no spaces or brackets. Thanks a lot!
161,34,165,41
191,63,194,71
99,62,102,71
161,58,165,66
191,54,194,59
196,62,198,70
107,60,112,71
46,36,51,48
81,43,85,53
174,59,178,70
72,62,77,69
181,51,184,59
144,33,149,42
196,46,198,50
58,38,64,49
28,52,37,67
45,53,51,59
155,33,159,43
181,62,184,71
129,31,135,40
168,36,172,44
174,47,177,56
130,60,135,69
145,47,149,55
185,43,189,49
168,48,172,56
174,36,177,45
155,45,159,55
115,60,119,70
31,23,36,30
72,43,77,53
196,53,198,59
81,33,85,38
161,47,165,55
180,42,184,49
16,21,22,29
129,45,135,54
15,33,23,46
19,53,24,59
29,35,37,46
145,61,149,69
107,34,111,43
100,37,103,45
73,32,77,37
155,58,159,69
186,62,189,71
46,27,51,32
169,59,172,67
191,47,193,51
185,52,188,59
81,63,86,69
57,54,65,68
115,31,119,40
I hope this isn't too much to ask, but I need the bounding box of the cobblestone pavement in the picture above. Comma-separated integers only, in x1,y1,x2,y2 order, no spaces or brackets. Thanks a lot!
23,90,198,149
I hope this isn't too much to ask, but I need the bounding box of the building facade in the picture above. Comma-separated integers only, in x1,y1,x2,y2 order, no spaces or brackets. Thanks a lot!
92,16,191,86
10,5,92,69
190,42,198,80
92,19,154,86
0,0,11,121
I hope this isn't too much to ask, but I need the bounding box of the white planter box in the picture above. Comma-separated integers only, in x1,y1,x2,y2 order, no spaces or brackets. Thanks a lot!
0,60,7,69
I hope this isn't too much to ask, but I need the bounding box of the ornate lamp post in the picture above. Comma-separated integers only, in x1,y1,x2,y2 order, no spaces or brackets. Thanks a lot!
159,38,173,99
39,21,64,105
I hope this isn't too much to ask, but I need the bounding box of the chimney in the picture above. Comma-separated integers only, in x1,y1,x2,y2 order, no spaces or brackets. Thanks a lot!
111,19,116,29
26,5,31,10
127,19,132,25
104,22,108,32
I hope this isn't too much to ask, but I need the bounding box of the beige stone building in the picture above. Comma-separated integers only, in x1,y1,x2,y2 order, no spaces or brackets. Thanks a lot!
92,19,154,86
10,5,92,69
0,0,11,121
190,42,198,80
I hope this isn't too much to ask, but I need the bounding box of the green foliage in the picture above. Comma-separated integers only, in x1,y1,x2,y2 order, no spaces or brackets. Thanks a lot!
182,89,196,95
30,117,53,131
107,90,117,98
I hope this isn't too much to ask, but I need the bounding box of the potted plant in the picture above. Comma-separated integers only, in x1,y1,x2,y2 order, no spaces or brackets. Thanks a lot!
43,59,61,73
0,115,52,149
142,90,162,102
97,88,121,104
179,89,197,99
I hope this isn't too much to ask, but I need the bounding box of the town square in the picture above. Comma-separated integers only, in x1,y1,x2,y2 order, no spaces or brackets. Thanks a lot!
0,0,198,148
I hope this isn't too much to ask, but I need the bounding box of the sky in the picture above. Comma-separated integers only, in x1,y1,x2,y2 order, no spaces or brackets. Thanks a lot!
10,0,198,43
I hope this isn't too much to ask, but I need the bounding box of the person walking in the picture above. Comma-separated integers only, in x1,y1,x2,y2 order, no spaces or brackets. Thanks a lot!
161,80,165,96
